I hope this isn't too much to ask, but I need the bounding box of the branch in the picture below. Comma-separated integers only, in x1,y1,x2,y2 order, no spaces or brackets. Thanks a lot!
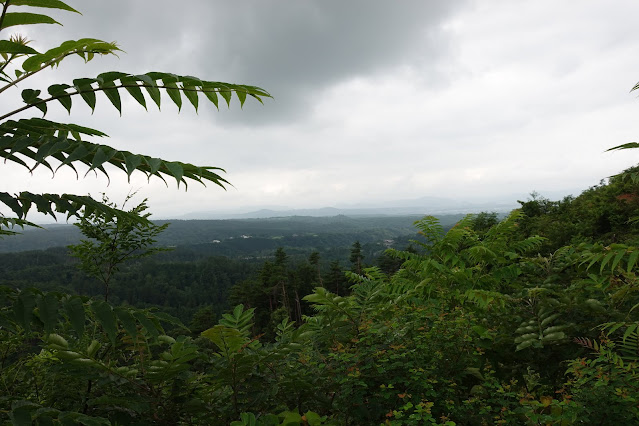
0,48,112,96
0,1,11,33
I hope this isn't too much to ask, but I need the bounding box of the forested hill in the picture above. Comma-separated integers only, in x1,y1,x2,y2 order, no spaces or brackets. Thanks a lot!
0,214,466,253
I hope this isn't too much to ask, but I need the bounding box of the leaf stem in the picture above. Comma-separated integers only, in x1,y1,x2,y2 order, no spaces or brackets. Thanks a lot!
0,83,247,121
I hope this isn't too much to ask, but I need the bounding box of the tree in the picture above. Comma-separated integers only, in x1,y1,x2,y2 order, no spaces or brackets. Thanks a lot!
349,240,363,274
0,1,270,235
68,194,168,302
308,250,323,287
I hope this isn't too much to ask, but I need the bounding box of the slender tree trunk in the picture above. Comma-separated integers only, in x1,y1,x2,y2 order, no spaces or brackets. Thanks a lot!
294,290,302,323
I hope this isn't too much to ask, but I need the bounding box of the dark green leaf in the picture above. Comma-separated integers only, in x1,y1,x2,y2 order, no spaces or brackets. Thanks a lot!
97,80,121,113
115,307,138,340
64,296,85,338
91,301,117,344
48,84,72,113
164,81,182,110
1,12,61,29
8,0,80,13
37,292,59,334
0,40,39,55
73,78,97,111
134,311,160,339
121,77,147,109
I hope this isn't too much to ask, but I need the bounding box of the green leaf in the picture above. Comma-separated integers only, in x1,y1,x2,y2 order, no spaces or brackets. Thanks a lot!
607,142,639,151
236,88,247,107
203,88,219,109
152,311,187,329
121,77,147,109
623,324,638,343
515,340,534,351
134,74,161,109
0,192,23,218
48,84,72,113
201,325,245,355
1,12,61,29
600,250,617,273
15,290,37,331
115,307,138,340
97,80,121,113
219,89,232,107
124,154,143,181
9,402,35,426
37,292,59,334
8,0,80,13
164,81,182,110
73,78,97,111
134,311,160,339
183,84,199,111
0,40,39,55
64,296,85,337
89,146,116,172
91,301,117,344
628,249,639,273
164,162,184,187
21,88,41,104
611,249,626,272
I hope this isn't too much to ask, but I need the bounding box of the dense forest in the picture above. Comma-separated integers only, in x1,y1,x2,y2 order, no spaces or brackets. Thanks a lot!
0,214,452,324
3,167,639,424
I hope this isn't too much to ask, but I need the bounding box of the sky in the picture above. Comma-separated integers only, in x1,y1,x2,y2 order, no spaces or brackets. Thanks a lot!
2,0,639,220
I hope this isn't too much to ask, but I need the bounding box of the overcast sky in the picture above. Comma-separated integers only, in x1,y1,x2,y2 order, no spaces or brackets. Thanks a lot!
3,0,639,219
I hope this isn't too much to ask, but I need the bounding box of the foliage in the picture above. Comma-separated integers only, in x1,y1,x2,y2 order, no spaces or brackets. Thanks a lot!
0,0,270,233
3,2,639,423
68,194,169,301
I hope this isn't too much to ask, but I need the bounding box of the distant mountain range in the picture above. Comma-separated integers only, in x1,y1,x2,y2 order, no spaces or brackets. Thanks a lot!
176,196,521,220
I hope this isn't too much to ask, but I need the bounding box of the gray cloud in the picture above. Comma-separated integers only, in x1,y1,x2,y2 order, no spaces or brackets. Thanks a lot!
25,1,466,124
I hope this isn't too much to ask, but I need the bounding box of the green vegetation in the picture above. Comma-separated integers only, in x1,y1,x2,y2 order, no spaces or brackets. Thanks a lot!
3,1,639,425
69,195,169,301
3,169,639,424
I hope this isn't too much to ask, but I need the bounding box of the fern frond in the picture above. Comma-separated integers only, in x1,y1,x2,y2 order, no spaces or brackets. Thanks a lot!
413,216,444,245
0,192,147,224
1,118,229,189
2,72,271,120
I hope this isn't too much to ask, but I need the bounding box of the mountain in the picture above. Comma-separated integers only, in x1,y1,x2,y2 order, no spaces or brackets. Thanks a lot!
177,197,519,220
